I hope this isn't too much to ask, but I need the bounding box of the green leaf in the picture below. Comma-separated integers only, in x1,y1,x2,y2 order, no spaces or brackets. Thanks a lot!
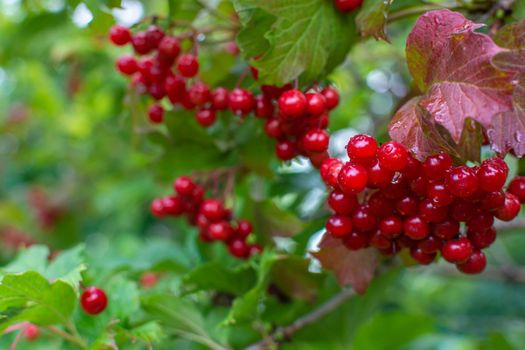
356,0,394,41
269,256,322,302
183,261,256,295
233,0,357,85
106,276,140,320
127,321,165,343
0,271,76,331
253,200,304,238
2,245,49,275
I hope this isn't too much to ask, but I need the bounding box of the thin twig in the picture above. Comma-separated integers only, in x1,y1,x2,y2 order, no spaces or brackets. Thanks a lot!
243,288,356,350
46,326,87,349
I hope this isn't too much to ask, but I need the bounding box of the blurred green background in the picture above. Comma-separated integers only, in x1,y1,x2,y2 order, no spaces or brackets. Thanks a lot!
1,1,525,349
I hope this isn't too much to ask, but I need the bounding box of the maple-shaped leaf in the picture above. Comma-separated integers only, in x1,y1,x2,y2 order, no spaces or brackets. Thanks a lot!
311,234,379,294
492,20,525,72
487,75,525,157
390,10,515,159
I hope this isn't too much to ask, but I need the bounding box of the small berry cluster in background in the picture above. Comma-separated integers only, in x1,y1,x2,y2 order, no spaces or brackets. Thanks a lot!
321,134,524,274
150,175,262,259
109,24,340,165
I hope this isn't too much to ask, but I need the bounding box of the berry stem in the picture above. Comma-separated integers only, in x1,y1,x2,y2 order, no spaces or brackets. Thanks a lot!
46,326,87,349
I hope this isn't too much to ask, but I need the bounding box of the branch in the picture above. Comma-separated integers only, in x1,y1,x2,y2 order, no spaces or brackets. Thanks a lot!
243,288,356,350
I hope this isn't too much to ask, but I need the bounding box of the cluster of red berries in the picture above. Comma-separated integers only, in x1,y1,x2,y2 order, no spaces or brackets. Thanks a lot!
150,175,262,259
333,0,363,13
321,134,524,274
81,286,108,315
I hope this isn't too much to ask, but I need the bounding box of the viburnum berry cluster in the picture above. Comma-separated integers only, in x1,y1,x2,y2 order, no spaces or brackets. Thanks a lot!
321,134,524,274
109,24,340,165
150,175,262,259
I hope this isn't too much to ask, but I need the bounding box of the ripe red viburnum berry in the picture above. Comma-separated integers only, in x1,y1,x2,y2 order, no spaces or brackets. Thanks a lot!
158,36,181,58
326,215,353,238
441,237,473,263
211,87,229,110
446,166,479,198
508,176,525,203
333,0,364,12
195,109,216,127
228,239,250,259
81,287,108,315
109,25,131,46
495,192,521,221
229,88,255,116
275,140,296,161
328,190,358,215
337,162,368,194
456,250,486,274
278,90,307,118
176,54,199,78
305,92,326,116
478,158,508,192
377,141,408,171
321,87,339,110
116,55,138,75
423,152,452,181
347,134,378,161
131,32,152,55
302,129,330,153
148,104,164,124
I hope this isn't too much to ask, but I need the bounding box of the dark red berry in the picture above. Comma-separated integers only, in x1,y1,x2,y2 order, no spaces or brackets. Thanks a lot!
368,192,395,218
158,36,181,58
481,191,505,211
395,195,419,216
409,176,428,197
343,231,369,250
370,232,391,250
450,200,475,222
109,25,131,46
432,219,460,240
174,176,196,196
248,244,263,256
302,129,330,153
148,104,164,124
402,154,423,179
195,109,216,127
419,199,448,223
278,90,307,118
446,166,479,198
467,226,496,249
229,88,255,116
423,152,452,181
320,158,343,187
478,158,508,192
131,32,153,55
200,199,225,221
410,247,436,265
441,237,473,263
467,211,494,232
264,118,283,139
326,215,353,238
495,192,521,221
337,162,368,194
276,140,296,161
228,239,250,258
176,54,199,78
255,95,275,119
211,87,229,110
508,176,525,203
305,92,326,116
379,215,403,238
352,205,376,232
404,216,429,240
427,183,454,207
145,26,165,48
165,75,186,103
328,190,358,215
81,287,108,315
188,82,211,106
456,250,486,274
334,0,363,12
377,141,408,171
161,196,184,216
116,55,138,75
208,221,233,241
320,87,339,110
150,199,165,218
417,235,442,254
347,134,378,161
367,160,394,188
236,220,253,238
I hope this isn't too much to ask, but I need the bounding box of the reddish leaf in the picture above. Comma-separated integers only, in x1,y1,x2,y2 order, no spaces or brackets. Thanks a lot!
492,21,525,73
487,75,525,157
311,234,379,294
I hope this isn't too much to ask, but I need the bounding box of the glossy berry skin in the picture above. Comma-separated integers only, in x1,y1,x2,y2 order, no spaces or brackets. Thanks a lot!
200,199,225,221
418,235,442,254
495,192,521,221
148,105,164,124
207,221,233,241
419,199,448,223
370,232,391,250
337,162,368,194
305,92,326,116
396,195,419,216
211,87,229,110
404,216,429,240
22,324,40,341
456,250,486,274
275,140,296,161
229,88,255,116
432,219,460,240
481,191,505,211
446,166,479,198
441,237,473,263
347,134,378,161
343,231,369,250
478,158,508,192
427,183,454,207
228,239,250,259
321,87,339,110
410,247,436,265
176,54,199,78
145,26,165,48
377,141,408,171
188,82,211,106
320,158,343,187
334,0,363,12
195,109,216,127
116,55,138,75
158,36,181,58
131,32,152,55
423,152,452,181
150,199,165,217
109,25,131,46
508,176,525,203
81,287,108,315
328,190,358,215
236,220,253,238
255,95,274,119
352,206,376,232
326,215,352,238
264,119,283,139
379,215,403,238
368,192,394,217
302,129,329,152
161,196,184,216
366,161,393,188
450,200,476,222
174,176,196,196
467,211,494,232
468,226,496,249
278,90,307,118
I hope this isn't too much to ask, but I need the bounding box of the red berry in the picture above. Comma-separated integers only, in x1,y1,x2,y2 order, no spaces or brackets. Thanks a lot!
140,272,158,288
131,32,153,55
377,141,408,171
305,92,326,116
495,192,521,221
367,160,394,188
158,36,181,58
320,158,343,187
320,87,339,110
150,199,165,218
404,216,429,240
145,26,165,48
161,196,184,216
478,158,508,192
446,166,479,198
347,134,378,161
395,195,419,216
368,192,395,218
275,140,296,161
173,176,196,196
148,83,166,100
302,129,329,153
410,247,436,265
177,54,199,78
116,55,138,75
165,75,186,103
467,226,496,249
255,95,275,119
343,231,369,250
326,215,353,238
417,235,442,254
248,244,263,256
109,25,131,46
188,82,211,106
278,90,307,118
264,118,283,139
432,219,460,240
419,198,448,223
337,162,368,194
228,239,250,258
334,0,363,12
328,190,358,215
370,232,391,250
441,237,473,263
456,250,486,274
148,104,164,124
200,199,225,221
309,151,330,168
402,154,423,179
352,206,376,232
229,88,255,116
379,215,403,238
481,191,505,211
195,109,216,127
423,152,452,181
450,200,476,222
409,176,428,197
508,176,525,203
383,174,409,199
236,220,253,238
22,324,40,341
427,183,454,207
211,87,229,110
467,211,494,232
81,287,108,315
207,221,233,241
